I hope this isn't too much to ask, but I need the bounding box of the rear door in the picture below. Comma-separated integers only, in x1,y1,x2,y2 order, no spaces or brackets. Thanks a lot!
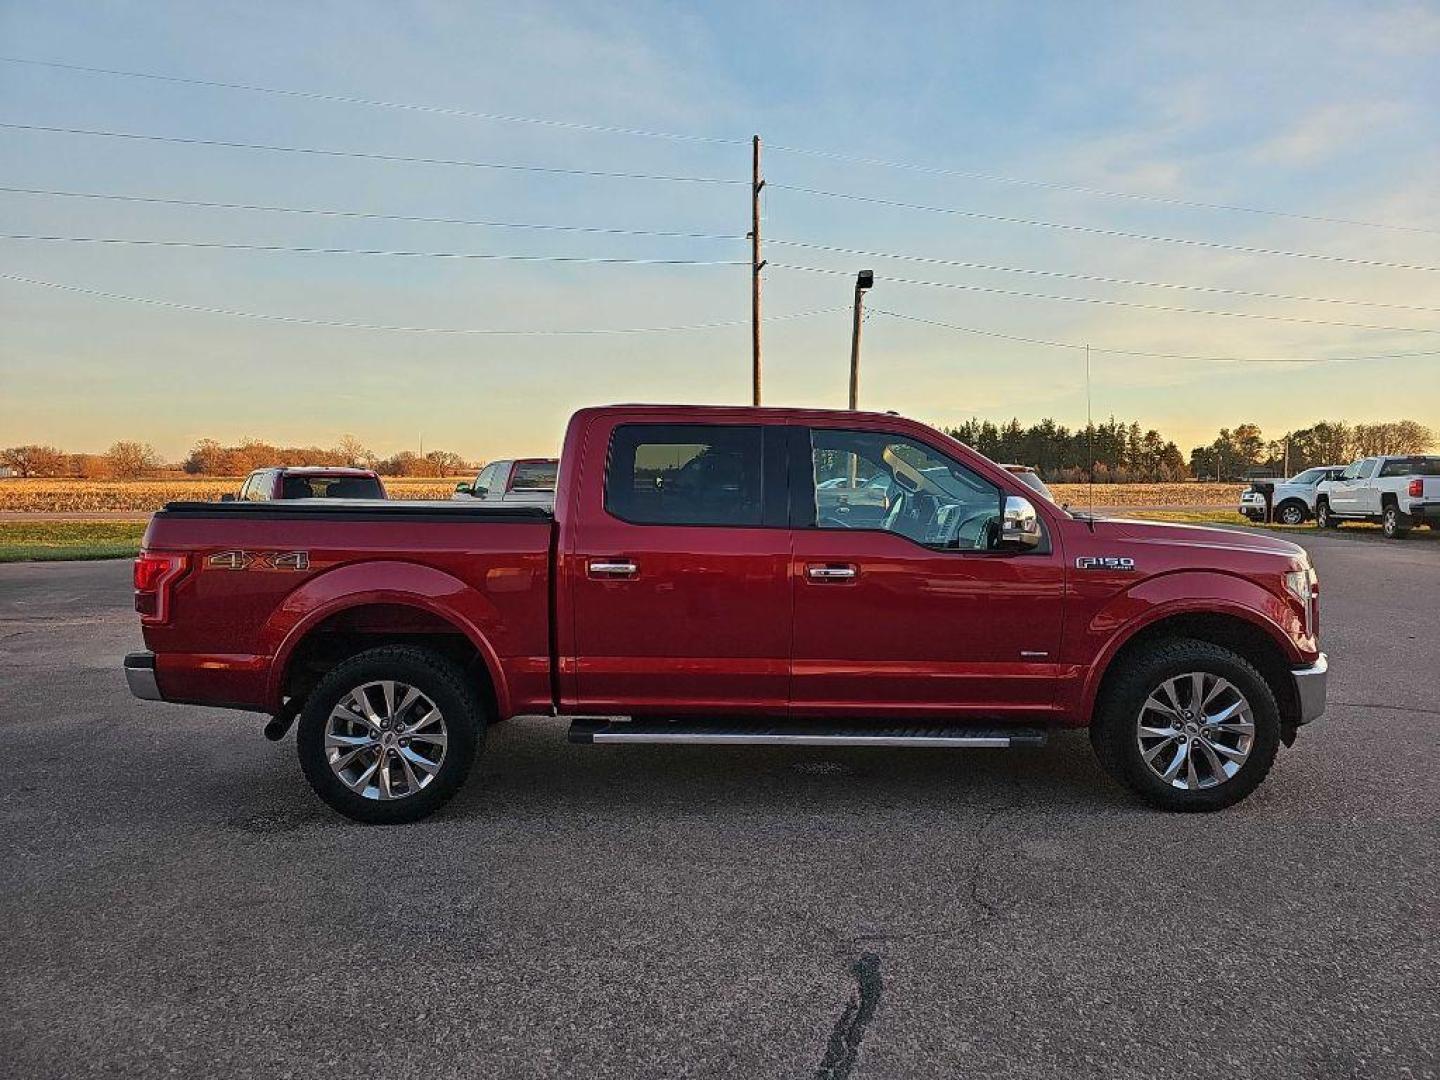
566,418,792,715
1353,458,1382,515
788,424,1066,718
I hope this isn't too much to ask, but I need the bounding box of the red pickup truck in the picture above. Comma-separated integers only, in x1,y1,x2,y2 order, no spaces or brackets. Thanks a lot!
126,404,1327,822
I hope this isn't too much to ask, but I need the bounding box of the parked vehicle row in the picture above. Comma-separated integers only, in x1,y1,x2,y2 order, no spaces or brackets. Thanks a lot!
126,404,1325,823
1316,456,1440,538
1235,455,1440,538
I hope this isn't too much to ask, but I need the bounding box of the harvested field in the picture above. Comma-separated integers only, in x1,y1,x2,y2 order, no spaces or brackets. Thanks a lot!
0,477,468,513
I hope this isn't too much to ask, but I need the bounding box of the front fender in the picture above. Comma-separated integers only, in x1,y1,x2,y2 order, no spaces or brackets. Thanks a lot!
262,560,511,715
1072,569,1307,720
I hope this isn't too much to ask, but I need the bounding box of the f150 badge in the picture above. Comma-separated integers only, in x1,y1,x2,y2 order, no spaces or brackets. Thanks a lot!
208,550,310,571
1076,556,1136,571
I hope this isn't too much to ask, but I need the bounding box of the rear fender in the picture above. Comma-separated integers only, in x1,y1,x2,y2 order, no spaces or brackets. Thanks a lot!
262,560,511,715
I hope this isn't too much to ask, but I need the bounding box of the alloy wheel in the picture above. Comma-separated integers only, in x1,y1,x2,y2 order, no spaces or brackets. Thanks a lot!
1136,671,1254,790
324,680,448,800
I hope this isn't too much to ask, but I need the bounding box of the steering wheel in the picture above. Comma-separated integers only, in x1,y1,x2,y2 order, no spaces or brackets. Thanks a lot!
940,508,996,550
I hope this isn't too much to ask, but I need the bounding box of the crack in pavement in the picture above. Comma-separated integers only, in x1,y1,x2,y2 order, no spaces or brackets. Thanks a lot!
814,953,882,1080
968,766,1029,919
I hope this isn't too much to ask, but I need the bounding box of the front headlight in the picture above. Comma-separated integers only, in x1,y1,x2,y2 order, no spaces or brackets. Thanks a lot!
1284,567,1319,638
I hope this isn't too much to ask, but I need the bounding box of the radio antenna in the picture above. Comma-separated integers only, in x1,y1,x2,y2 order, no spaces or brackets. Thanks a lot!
1085,343,1096,531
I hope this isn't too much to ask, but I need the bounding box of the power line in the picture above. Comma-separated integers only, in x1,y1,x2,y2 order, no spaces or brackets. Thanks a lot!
769,184,1440,274
768,237,1440,314
0,185,744,240
10,186,1424,313
772,263,1440,334
0,56,748,146
0,233,746,266
0,122,745,185
0,272,842,334
4,55,1427,235
869,308,1440,363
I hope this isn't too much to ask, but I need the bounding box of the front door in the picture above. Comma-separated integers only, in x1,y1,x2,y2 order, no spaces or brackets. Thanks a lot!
789,425,1066,719
567,420,792,716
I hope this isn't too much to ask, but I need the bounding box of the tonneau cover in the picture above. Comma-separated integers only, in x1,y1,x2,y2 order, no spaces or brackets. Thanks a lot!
157,499,552,522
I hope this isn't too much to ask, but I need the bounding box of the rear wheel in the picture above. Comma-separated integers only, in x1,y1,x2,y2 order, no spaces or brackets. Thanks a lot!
297,645,483,823
1382,504,1411,539
1091,639,1280,811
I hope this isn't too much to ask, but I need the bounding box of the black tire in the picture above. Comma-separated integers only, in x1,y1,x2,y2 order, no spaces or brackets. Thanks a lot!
1382,504,1411,539
1090,638,1281,812
1276,500,1307,526
1315,500,1342,529
296,645,483,824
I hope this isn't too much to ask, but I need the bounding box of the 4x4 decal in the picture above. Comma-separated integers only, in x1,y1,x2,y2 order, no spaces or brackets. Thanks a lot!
207,550,310,571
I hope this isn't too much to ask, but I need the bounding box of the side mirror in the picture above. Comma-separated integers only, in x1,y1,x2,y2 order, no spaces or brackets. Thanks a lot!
220,493,236,502
997,495,1042,550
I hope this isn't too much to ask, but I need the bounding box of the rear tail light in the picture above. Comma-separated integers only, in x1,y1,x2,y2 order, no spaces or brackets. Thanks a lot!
1409,478,1423,498
133,551,189,622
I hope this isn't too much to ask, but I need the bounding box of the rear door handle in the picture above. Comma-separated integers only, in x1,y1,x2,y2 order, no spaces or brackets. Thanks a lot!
588,559,638,578
806,564,857,581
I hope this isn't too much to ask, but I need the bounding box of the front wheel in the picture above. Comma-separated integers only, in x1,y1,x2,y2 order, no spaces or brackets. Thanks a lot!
1276,501,1307,526
296,645,483,823
1316,500,1342,529
1090,639,1280,812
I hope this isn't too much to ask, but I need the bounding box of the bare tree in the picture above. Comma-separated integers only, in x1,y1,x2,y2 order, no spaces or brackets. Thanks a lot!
336,434,372,469
105,441,161,479
1,444,67,477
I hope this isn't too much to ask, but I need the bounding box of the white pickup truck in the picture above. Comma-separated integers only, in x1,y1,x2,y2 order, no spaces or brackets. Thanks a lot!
452,458,558,507
1239,466,1345,525
1315,455,1440,538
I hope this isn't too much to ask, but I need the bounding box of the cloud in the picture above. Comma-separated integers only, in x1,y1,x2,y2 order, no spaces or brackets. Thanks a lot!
1251,100,1410,167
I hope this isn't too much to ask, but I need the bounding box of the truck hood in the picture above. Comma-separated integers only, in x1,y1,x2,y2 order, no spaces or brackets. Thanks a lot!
1086,516,1308,562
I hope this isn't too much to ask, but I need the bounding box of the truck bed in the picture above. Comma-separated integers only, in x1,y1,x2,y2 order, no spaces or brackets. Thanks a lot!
140,499,555,714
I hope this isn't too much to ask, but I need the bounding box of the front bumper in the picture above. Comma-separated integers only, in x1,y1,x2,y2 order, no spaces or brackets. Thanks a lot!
124,651,163,701
1291,653,1328,725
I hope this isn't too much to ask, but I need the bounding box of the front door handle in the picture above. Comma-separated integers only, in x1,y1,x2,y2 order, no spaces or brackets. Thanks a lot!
806,564,857,581
588,559,638,578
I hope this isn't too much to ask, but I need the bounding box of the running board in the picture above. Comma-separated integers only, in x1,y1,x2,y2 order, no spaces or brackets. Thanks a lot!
568,718,1047,748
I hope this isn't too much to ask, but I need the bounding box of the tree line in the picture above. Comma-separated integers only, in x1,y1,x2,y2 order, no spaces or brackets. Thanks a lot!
1188,420,1434,479
0,437,476,479
944,417,1190,483
3,418,1433,482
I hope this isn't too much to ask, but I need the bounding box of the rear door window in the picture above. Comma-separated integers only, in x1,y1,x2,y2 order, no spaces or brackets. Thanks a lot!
1379,457,1440,477
510,461,558,491
605,424,764,526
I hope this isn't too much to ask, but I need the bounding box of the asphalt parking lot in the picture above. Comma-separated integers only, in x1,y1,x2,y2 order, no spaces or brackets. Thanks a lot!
1,530,1436,1080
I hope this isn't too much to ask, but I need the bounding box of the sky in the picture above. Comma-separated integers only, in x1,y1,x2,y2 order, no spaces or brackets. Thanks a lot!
2,0,1439,463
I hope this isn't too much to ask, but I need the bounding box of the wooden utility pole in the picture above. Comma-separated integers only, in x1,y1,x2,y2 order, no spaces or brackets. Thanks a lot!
750,135,764,406
848,270,874,410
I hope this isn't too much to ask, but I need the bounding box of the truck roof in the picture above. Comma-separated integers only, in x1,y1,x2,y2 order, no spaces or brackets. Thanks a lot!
265,466,379,477
591,403,913,424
